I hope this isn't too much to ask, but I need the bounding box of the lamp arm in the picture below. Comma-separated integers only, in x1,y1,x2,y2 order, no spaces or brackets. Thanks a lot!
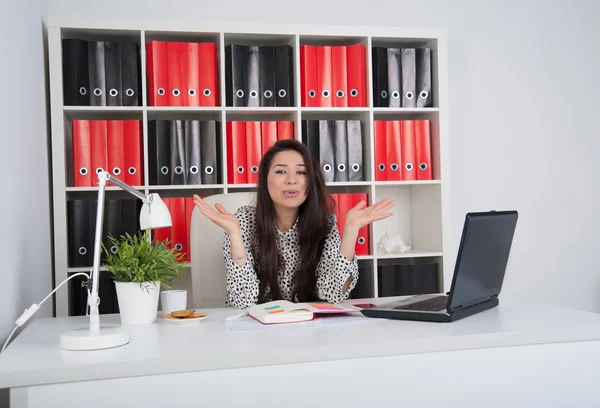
104,172,149,203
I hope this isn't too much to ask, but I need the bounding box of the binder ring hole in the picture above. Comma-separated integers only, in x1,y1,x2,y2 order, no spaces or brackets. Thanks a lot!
381,90,388,99
113,167,121,175
308,90,316,98
278,89,286,98
203,88,211,96
249,90,258,99
79,87,87,95
160,166,169,175
390,163,399,171
391,91,400,99
128,167,136,175
174,166,184,175
405,163,413,171
264,90,273,99
79,167,88,176
337,164,346,172
378,163,386,171
172,88,180,97
419,163,428,171
250,166,259,174
350,89,358,97
336,90,345,98
323,164,332,173
78,247,87,256
93,88,102,96
110,246,118,254
237,166,245,174
322,90,330,98
236,89,244,98
406,92,414,100
190,166,199,174
126,88,135,97
158,88,165,96
175,244,183,251
205,166,214,175
96,167,104,174
188,88,196,96
109,88,118,97
352,163,360,172
420,91,428,99
357,237,365,245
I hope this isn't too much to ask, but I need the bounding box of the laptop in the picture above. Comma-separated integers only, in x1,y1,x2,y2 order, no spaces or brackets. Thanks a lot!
361,210,518,323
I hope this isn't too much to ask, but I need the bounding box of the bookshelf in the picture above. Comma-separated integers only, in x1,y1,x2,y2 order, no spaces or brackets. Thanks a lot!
47,17,451,317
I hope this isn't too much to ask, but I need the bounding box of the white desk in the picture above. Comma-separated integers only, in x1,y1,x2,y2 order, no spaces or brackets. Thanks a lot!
2,299,600,407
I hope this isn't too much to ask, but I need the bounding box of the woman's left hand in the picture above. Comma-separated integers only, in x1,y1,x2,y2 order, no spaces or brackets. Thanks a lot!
345,198,394,232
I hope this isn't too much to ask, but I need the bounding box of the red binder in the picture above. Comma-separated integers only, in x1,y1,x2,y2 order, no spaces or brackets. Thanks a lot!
145,41,168,106
350,193,369,255
185,197,197,263
72,120,92,187
331,46,348,107
123,120,142,186
336,193,354,240
153,197,170,243
261,121,277,154
346,44,366,107
182,42,200,106
166,42,184,106
106,120,125,185
316,46,332,107
300,45,318,107
246,121,262,184
277,120,294,140
226,121,247,184
400,120,416,181
90,120,108,184
386,120,402,181
415,120,432,180
169,197,187,263
198,42,218,106
374,120,387,181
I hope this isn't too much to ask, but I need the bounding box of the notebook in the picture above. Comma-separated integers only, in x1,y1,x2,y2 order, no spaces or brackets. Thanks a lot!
248,300,358,324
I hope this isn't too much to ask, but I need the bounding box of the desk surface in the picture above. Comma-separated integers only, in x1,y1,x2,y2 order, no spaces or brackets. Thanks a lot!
2,299,600,389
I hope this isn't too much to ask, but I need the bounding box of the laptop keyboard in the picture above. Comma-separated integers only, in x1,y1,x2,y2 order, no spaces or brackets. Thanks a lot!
393,295,448,311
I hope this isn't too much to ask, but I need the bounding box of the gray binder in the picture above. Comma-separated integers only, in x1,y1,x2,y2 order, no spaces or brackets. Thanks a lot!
318,120,335,183
386,48,401,108
346,120,363,181
333,120,348,182
416,48,432,108
170,120,186,185
246,46,260,107
185,120,202,185
200,120,218,185
401,48,416,108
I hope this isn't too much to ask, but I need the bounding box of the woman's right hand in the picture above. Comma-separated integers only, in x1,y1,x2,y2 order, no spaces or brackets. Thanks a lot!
193,194,240,235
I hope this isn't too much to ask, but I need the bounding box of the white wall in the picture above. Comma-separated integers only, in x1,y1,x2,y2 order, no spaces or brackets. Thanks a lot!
44,0,600,312
0,0,52,353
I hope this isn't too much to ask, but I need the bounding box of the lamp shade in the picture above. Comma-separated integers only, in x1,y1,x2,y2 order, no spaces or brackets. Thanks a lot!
139,193,172,230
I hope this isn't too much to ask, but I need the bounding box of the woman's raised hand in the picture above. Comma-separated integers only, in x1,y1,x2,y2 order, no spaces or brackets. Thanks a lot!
344,198,394,232
193,194,240,234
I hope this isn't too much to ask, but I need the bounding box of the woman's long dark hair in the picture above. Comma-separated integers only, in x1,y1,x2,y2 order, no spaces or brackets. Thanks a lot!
252,139,333,303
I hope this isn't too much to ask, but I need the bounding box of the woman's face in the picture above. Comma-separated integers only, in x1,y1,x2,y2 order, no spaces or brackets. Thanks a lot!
267,150,308,211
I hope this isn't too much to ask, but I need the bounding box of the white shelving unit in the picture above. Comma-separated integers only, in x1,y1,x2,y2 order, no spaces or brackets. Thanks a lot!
47,17,451,317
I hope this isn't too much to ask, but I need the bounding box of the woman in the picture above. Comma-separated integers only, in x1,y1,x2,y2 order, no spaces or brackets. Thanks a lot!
193,139,394,309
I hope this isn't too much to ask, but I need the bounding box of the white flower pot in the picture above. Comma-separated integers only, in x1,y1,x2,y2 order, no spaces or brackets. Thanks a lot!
114,281,161,325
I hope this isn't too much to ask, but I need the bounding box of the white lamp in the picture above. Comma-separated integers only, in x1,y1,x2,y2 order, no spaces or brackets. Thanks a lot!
59,171,172,351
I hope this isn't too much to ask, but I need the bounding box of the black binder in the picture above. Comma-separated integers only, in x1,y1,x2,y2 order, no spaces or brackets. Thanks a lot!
225,44,248,107
102,199,122,261
148,120,171,185
259,46,276,107
120,198,141,238
120,42,141,106
371,47,388,107
302,120,320,162
200,120,219,184
67,199,92,267
185,120,202,185
170,120,187,185
88,41,106,106
274,45,294,107
62,39,90,106
104,41,122,106
416,48,432,108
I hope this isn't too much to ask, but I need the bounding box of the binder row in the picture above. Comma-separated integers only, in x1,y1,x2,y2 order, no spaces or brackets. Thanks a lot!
300,44,366,107
302,119,364,183
146,41,218,107
62,39,141,107
378,263,439,297
227,120,294,184
71,120,143,187
67,198,142,267
148,120,220,186
372,47,432,108
331,193,370,256
152,197,197,263
349,265,372,299
225,44,294,107
374,119,432,181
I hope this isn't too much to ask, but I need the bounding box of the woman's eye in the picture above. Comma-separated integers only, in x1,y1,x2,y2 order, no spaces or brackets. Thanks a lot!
275,170,285,174
297,171,307,175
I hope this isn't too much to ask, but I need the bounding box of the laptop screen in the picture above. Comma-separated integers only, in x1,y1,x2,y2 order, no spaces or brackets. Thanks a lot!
447,210,518,311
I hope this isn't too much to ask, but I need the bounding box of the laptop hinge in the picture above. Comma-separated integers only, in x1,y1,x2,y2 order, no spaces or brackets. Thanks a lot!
451,294,497,311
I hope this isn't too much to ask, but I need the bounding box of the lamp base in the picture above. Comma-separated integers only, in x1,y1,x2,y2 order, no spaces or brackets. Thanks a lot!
59,326,130,351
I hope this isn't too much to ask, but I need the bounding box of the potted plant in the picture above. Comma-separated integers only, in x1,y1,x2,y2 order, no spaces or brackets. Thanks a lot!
103,230,185,325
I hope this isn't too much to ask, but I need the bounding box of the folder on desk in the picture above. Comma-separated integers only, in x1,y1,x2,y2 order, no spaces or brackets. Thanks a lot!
275,45,294,107
104,41,122,107
225,44,248,107
185,120,202,185
62,38,90,106
88,41,106,106
148,120,171,185
200,120,219,185
120,42,140,106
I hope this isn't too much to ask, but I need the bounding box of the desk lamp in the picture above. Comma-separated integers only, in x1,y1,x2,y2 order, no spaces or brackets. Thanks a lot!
59,171,172,351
